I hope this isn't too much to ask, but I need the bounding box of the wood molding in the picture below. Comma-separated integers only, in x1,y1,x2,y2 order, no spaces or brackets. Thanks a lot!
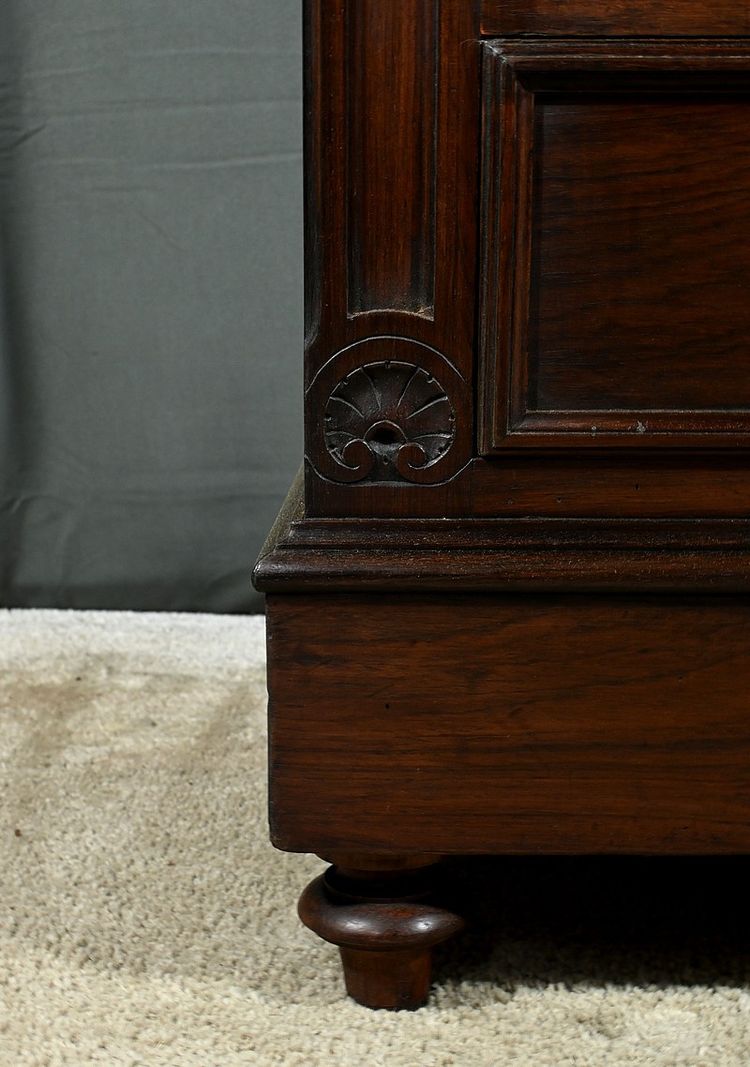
481,0,750,37
480,40,750,453
253,478,750,593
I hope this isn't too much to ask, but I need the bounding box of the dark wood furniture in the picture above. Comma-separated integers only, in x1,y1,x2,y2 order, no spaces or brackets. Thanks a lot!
253,1,750,1009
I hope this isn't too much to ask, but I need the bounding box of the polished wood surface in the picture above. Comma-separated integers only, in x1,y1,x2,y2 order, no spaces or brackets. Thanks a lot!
255,474,750,593
481,0,750,36
304,0,478,511
304,12,750,519
258,0,750,1009
346,0,437,317
533,95,750,415
480,42,750,451
298,859,463,1010
268,593,750,856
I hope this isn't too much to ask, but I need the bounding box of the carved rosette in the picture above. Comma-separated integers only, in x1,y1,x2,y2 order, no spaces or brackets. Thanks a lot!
307,337,470,485
324,362,454,482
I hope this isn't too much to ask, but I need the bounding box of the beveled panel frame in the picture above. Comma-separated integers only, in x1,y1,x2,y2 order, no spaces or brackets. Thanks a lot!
479,40,750,453
481,0,750,38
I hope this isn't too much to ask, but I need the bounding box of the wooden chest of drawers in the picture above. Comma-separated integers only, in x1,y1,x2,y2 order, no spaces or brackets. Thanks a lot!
254,0,750,1008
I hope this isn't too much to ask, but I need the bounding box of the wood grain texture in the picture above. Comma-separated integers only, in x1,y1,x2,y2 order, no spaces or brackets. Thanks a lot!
303,0,479,510
305,19,750,517
347,0,437,317
253,474,750,593
262,8,750,1006
533,93,750,415
268,593,750,855
480,41,750,451
298,860,464,1009
481,0,750,36
303,455,750,520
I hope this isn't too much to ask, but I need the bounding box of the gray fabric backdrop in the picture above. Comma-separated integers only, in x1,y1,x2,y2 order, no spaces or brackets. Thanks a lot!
0,1,303,612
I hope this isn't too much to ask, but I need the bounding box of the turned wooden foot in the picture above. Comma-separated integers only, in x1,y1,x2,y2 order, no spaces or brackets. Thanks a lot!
298,855,464,1010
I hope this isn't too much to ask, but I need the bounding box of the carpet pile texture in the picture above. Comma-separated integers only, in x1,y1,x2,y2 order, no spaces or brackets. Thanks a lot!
2,609,750,1066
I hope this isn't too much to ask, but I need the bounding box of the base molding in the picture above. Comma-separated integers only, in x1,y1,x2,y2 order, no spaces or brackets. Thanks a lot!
254,473,750,594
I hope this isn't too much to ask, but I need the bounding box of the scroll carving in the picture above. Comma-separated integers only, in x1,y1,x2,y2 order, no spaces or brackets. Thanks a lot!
307,337,470,485
325,362,454,482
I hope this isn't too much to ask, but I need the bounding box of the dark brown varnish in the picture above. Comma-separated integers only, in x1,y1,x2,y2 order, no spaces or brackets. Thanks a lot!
268,594,750,856
346,0,437,317
481,0,750,36
257,0,750,1010
534,94,750,412
480,42,750,452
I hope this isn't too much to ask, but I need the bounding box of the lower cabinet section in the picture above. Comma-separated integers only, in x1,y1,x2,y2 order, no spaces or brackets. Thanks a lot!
267,593,750,855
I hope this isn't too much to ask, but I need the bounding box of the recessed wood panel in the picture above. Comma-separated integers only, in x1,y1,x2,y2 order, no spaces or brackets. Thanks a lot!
480,42,750,451
346,0,438,317
533,92,750,412
481,0,750,37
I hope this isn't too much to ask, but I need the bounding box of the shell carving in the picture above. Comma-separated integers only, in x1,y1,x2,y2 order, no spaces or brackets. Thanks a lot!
324,361,455,482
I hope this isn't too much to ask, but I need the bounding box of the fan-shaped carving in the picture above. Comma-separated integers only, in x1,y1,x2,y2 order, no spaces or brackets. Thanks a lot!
324,361,455,482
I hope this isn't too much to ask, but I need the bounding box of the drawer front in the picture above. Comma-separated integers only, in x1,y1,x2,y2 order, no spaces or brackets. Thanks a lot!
481,0,750,37
480,41,750,453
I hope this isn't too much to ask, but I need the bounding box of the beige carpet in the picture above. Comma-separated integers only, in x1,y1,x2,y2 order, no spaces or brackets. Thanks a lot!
2,609,750,1066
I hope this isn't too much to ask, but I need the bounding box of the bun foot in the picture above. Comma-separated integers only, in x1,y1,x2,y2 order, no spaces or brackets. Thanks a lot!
338,945,432,1011
298,858,464,1010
